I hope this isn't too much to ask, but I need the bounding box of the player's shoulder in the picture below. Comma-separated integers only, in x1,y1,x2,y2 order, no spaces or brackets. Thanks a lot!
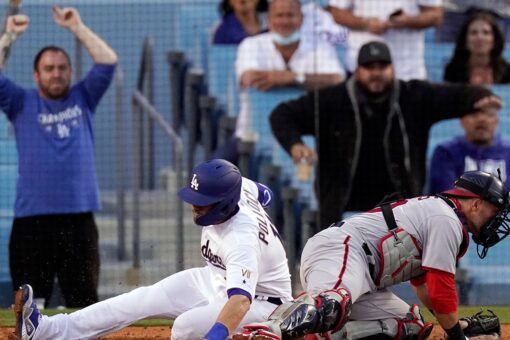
220,212,260,245
407,196,458,218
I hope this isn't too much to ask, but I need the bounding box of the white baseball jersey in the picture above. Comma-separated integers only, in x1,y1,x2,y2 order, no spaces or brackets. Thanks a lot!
300,195,468,321
329,0,442,80
32,178,292,340
201,177,292,300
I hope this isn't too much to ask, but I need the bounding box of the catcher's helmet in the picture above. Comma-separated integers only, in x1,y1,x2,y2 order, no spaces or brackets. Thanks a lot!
178,159,242,226
443,170,510,258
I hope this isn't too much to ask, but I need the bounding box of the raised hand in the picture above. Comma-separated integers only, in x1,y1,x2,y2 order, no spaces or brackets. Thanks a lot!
6,14,29,35
52,6,82,30
473,95,503,111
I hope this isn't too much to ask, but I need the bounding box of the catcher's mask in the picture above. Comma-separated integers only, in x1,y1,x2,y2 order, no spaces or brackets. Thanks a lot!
178,159,242,226
442,170,510,259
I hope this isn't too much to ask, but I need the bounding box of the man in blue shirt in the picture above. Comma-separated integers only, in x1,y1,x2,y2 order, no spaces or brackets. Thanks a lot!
428,103,510,193
0,6,117,307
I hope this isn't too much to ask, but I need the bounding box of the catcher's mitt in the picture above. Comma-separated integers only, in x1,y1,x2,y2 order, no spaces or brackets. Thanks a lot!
460,309,501,338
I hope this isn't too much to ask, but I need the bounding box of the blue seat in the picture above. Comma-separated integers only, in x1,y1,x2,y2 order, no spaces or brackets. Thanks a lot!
426,118,463,159
0,164,17,211
0,115,12,139
246,89,317,205
425,42,454,82
206,45,238,113
0,139,17,165
0,215,12,281
247,88,305,156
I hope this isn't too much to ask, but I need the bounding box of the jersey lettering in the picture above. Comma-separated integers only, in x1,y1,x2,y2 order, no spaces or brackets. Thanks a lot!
243,187,280,245
201,239,226,270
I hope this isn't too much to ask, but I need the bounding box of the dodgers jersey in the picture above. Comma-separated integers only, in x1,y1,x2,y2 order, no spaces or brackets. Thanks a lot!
341,196,468,276
0,64,115,217
200,177,292,301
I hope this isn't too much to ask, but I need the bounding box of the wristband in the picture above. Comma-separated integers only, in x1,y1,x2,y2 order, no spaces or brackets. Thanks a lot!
4,31,17,42
444,322,466,340
204,322,229,340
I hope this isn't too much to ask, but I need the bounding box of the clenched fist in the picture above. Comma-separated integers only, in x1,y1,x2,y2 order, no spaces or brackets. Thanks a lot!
52,6,82,30
6,14,29,35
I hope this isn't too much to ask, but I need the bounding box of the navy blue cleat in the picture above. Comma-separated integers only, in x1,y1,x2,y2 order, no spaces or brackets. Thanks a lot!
13,284,41,340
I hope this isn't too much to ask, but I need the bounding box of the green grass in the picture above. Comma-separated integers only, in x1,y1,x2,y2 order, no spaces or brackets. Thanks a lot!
0,306,509,328
421,306,510,323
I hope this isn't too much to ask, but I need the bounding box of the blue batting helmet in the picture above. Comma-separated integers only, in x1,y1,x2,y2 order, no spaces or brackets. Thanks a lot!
178,159,242,226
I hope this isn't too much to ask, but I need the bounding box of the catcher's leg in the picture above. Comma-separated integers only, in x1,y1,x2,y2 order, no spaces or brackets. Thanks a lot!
305,304,432,340
233,288,351,340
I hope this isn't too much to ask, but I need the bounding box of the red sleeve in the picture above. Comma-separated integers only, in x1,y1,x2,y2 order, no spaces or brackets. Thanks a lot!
425,267,458,314
410,275,426,287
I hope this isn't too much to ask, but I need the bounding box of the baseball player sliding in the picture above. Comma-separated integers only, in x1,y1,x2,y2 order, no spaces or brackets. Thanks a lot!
234,170,507,340
13,159,292,340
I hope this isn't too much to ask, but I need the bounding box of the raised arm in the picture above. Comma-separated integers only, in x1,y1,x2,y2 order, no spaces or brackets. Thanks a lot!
52,6,117,65
0,14,28,69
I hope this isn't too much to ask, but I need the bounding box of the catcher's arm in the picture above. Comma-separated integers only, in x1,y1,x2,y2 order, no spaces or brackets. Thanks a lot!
411,272,466,340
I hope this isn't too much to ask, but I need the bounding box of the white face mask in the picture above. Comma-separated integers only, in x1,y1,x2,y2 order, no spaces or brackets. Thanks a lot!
271,30,301,46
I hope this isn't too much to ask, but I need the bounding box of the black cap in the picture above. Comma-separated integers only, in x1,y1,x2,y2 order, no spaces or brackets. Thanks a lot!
357,41,392,66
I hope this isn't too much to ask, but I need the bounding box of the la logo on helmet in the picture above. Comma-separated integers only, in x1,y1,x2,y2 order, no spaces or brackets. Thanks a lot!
191,174,199,190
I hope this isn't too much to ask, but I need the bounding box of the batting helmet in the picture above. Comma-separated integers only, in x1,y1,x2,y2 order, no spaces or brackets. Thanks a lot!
443,170,510,258
178,159,242,226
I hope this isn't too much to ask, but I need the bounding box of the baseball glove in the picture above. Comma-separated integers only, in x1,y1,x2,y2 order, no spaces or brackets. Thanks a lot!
461,309,501,338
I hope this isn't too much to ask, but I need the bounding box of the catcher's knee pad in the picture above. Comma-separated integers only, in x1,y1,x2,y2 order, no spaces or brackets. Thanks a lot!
266,288,351,339
314,288,352,334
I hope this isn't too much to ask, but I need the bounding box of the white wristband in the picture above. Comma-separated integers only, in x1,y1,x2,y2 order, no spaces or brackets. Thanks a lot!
4,31,17,42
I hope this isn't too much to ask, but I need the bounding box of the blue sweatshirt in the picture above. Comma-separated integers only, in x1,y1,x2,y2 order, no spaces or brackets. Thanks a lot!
0,64,115,217
428,135,510,194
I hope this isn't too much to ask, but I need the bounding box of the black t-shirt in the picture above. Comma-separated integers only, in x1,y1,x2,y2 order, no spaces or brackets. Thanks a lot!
344,99,395,212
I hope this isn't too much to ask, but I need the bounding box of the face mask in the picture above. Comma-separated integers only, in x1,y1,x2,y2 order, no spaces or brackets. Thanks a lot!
271,30,301,46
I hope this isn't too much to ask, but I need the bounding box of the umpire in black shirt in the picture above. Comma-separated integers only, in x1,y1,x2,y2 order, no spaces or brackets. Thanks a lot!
270,41,502,227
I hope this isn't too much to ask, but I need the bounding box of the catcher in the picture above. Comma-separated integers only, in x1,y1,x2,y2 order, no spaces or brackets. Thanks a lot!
234,170,506,340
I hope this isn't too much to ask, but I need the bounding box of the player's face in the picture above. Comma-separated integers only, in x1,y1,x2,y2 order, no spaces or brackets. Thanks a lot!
33,50,72,100
466,19,494,56
467,199,500,236
229,0,259,15
191,204,213,223
461,108,498,146
268,0,302,38
355,62,395,96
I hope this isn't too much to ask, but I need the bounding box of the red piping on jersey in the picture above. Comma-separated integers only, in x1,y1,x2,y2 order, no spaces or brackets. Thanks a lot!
392,260,409,278
334,235,351,289
374,228,423,286
367,199,408,213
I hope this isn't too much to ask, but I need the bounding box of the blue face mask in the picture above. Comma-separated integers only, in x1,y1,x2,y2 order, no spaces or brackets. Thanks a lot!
271,30,301,46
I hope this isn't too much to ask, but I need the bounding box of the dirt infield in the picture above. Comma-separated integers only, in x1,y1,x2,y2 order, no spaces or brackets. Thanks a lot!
2,325,510,339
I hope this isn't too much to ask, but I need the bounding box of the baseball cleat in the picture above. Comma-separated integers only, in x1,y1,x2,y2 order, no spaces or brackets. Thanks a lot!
13,284,41,340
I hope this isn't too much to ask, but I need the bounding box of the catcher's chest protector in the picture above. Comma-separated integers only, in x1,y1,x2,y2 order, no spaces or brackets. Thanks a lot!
375,228,424,288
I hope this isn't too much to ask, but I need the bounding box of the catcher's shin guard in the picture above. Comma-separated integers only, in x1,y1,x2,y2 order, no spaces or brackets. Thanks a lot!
322,304,432,340
276,288,352,338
